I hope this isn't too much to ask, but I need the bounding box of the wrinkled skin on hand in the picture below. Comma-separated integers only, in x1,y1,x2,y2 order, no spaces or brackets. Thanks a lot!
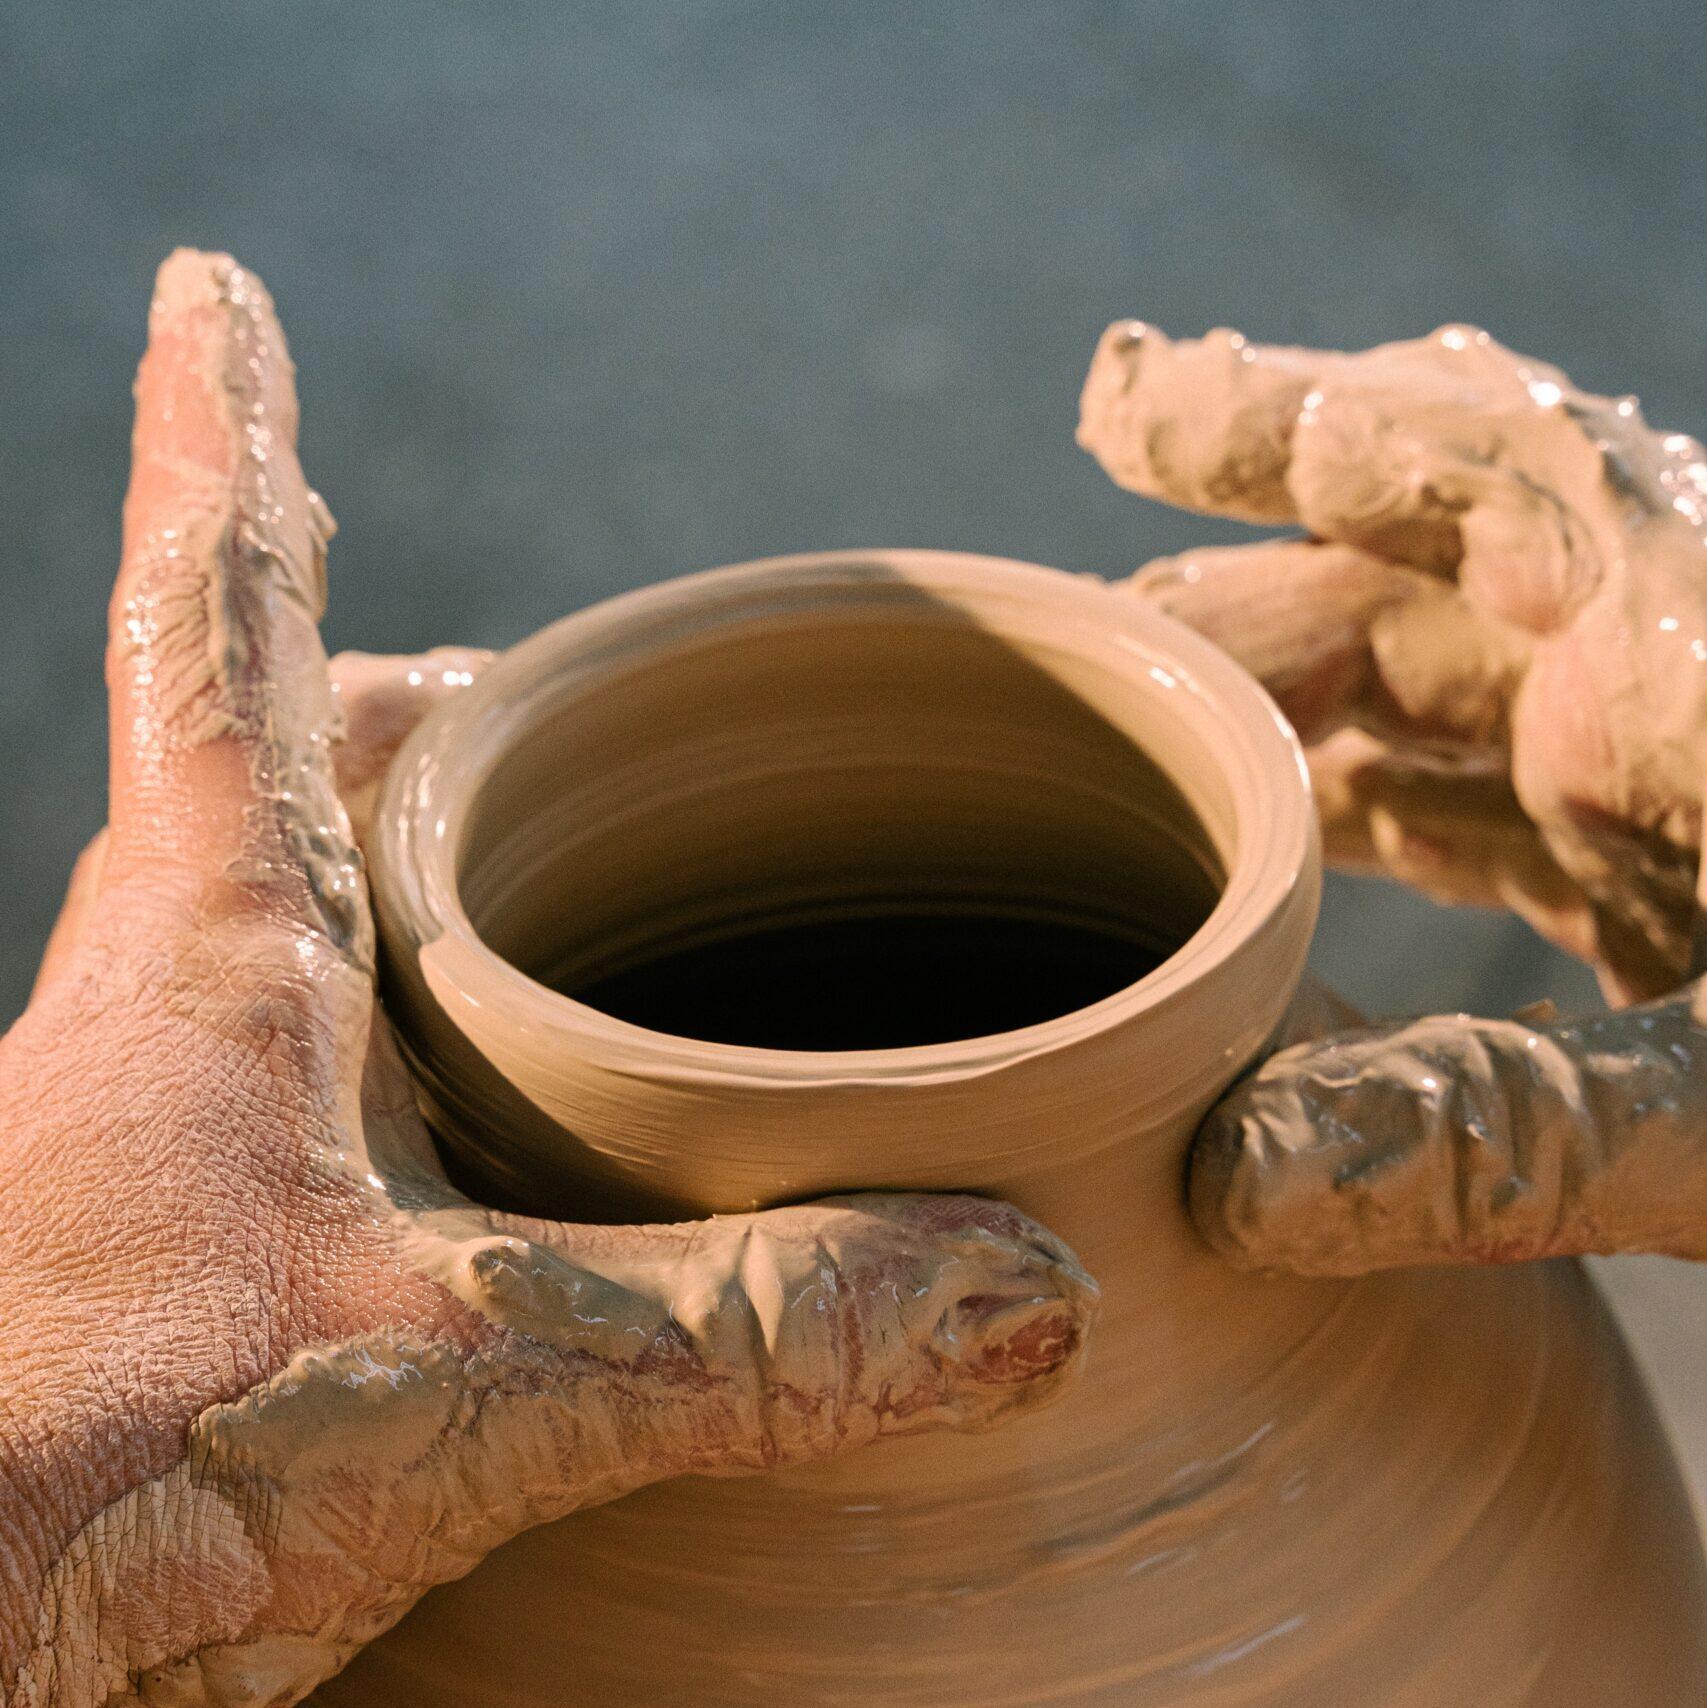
0,253,1095,1708
1081,319,1707,1273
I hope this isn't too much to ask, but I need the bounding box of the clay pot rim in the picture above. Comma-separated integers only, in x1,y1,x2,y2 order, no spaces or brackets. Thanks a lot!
375,547,1318,1089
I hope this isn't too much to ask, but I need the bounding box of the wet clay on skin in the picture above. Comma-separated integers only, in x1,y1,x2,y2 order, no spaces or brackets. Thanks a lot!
7,258,1100,1708
348,551,1707,1706
1081,320,1707,1272
1080,317,1707,1002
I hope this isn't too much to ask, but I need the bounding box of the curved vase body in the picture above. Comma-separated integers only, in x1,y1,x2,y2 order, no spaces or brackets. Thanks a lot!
340,552,1707,1706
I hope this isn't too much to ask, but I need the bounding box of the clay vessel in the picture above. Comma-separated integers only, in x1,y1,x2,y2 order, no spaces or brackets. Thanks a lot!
338,550,1707,1706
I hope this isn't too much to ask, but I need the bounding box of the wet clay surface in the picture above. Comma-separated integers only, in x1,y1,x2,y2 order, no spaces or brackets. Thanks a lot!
357,551,1707,1705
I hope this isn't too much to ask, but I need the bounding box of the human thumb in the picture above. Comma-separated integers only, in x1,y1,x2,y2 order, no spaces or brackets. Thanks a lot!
408,1189,1099,1499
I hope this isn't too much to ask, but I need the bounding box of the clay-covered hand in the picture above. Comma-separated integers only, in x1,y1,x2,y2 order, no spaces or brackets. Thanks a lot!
0,252,1094,1708
1080,319,1707,1273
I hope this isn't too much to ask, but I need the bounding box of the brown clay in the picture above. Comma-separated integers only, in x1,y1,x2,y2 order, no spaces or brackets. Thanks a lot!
341,551,1707,1706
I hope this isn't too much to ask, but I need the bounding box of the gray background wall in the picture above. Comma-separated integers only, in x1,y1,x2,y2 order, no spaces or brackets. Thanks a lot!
3,0,1703,1476
6,0,1705,1026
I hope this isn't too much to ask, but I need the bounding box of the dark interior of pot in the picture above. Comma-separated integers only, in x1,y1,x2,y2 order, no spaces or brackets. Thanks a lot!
569,910,1161,1050
456,595,1225,1051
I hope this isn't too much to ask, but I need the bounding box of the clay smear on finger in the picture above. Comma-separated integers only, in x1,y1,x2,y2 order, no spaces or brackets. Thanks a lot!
116,250,365,960
1077,320,1322,521
1193,986,1707,1274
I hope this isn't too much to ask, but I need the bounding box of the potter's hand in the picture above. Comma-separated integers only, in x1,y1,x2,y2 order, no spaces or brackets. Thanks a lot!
1081,320,1707,1273
0,252,1094,1708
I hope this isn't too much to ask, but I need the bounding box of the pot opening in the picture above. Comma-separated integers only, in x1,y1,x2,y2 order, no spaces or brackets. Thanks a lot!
568,908,1164,1050
456,586,1226,1054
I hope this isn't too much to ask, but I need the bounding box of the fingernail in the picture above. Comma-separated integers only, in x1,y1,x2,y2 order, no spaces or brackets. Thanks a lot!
955,1295,1085,1384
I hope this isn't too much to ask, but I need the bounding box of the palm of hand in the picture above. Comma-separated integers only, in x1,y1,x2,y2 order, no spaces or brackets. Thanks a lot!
0,896,473,1699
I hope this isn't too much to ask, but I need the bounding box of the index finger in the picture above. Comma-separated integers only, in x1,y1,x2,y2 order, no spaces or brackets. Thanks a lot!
1080,318,1615,631
1077,320,1324,523
106,250,366,964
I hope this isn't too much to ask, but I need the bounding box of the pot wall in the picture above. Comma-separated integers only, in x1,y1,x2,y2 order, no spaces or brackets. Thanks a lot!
339,553,1707,1706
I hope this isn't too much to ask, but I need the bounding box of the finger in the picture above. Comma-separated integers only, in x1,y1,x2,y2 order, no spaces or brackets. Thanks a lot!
1128,541,1413,745
1288,331,1612,629
355,1003,1095,1477
1126,539,1527,752
1189,987,1707,1275
1507,644,1701,1006
1303,729,1411,874
106,250,364,961
1078,320,1324,522
1319,743,1588,918
1086,320,1615,632
1306,732,1674,998
408,1189,1098,1491
29,829,109,1001
1307,731,1678,1003
330,649,491,845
